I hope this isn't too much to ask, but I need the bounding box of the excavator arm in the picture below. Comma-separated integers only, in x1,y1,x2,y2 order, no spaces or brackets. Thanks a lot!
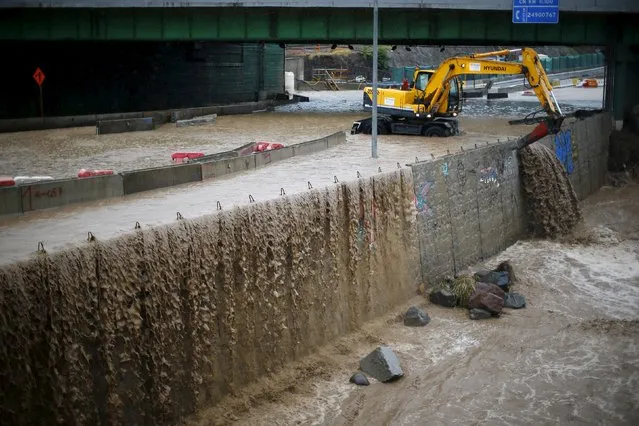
421,48,564,129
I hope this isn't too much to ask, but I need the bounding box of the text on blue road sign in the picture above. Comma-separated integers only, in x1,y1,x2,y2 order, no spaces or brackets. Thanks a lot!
512,0,559,24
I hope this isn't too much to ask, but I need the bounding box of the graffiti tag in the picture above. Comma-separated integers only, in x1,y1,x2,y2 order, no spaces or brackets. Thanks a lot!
479,167,499,186
415,180,435,216
441,161,449,177
554,129,574,175
456,160,467,186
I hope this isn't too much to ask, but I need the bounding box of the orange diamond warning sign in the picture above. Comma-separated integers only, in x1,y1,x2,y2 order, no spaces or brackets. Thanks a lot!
33,67,45,86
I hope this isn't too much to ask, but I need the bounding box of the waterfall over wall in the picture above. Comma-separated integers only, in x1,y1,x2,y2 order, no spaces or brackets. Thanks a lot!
0,169,420,425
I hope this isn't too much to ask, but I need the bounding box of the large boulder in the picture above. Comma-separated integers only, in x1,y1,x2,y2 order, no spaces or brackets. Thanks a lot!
403,306,431,327
359,346,404,383
429,289,457,307
504,292,526,309
469,282,505,315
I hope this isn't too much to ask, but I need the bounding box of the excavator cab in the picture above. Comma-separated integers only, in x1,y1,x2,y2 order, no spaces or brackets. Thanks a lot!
446,77,463,115
413,70,462,117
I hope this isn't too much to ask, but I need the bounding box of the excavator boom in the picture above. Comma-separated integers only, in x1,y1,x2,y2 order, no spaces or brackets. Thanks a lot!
352,47,565,138
423,47,562,119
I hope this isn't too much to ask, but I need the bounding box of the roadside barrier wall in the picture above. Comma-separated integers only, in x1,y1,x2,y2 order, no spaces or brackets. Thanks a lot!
0,100,299,133
0,187,22,216
0,113,611,425
122,163,203,195
19,175,124,213
0,131,347,216
96,117,155,135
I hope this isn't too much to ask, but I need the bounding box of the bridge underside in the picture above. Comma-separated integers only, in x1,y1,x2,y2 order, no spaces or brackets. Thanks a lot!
0,8,637,45
1,7,638,123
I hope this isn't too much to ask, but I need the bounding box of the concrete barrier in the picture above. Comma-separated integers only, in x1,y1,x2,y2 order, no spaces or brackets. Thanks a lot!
0,187,22,216
255,146,295,168
97,117,155,135
20,175,124,212
293,137,329,156
326,131,347,148
200,131,345,180
0,99,296,134
487,92,508,99
201,155,256,180
175,114,217,128
122,163,202,195
0,131,346,217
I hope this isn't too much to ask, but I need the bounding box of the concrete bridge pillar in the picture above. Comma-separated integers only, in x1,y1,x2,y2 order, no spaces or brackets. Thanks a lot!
610,43,639,130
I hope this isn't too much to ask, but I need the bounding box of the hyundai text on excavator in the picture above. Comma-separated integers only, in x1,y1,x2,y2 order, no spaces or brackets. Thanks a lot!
351,47,566,139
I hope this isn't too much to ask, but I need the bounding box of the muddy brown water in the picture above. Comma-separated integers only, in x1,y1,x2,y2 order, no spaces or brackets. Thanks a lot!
0,114,530,178
190,184,639,426
519,143,583,238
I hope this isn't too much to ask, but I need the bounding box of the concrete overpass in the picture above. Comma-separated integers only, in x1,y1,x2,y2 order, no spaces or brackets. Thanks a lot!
2,0,639,13
0,0,637,123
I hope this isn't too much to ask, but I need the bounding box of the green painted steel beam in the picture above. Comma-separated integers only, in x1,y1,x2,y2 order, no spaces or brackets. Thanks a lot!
0,7,635,46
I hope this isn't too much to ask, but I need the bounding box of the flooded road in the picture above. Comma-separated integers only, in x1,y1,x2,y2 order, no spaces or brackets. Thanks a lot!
0,123,525,266
0,86,603,178
0,85,604,264
190,184,639,426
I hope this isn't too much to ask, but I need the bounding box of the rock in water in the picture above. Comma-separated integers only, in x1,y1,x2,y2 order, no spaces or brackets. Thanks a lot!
481,271,510,290
349,372,370,386
403,306,431,327
504,292,526,309
519,143,582,238
429,289,457,307
469,282,505,314
496,260,517,284
469,308,492,320
359,346,404,383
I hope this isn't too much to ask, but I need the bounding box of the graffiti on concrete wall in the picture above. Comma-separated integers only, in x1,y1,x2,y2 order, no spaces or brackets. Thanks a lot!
554,129,574,175
456,159,467,186
441,161,449,177
479,167,500,186
415,180,435,216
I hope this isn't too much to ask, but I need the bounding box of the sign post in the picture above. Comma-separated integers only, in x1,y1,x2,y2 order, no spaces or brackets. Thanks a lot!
371,0,379,158
33,67,46,120
512,0,559,24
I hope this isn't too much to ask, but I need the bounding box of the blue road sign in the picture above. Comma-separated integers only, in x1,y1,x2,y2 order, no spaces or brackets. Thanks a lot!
513,0,559,24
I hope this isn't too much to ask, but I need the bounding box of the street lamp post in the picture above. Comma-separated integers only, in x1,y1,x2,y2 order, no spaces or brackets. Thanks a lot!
371,0,379,158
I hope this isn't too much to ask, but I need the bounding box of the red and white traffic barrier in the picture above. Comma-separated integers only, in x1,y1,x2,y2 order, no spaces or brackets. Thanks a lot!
253,142,285,153
78,169,114,178
171,152,204,163
0,176,15,187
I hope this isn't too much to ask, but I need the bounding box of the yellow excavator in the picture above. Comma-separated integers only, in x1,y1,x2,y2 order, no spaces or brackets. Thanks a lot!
351,47,565,138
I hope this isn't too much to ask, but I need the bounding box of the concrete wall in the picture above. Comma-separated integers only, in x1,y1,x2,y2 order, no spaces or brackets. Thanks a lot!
122,164,203,195
0,99,292,133
0,187,22,216
410,112,611,281
0,41,284,121
0,131,347,216
96,117,155,135
200,131,346,179
20,175,124,212
0,169,420,426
